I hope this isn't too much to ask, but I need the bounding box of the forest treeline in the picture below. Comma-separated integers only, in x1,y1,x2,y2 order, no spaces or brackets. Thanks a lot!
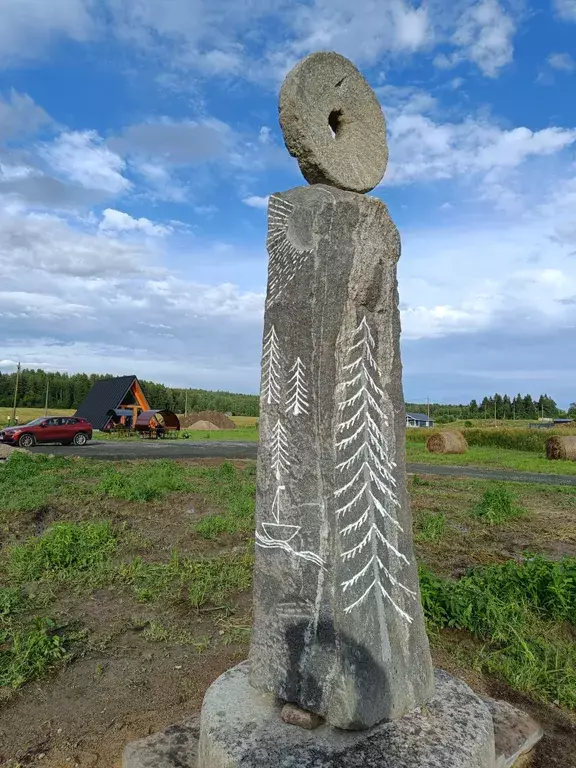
0,369,259,416
407,393,573,422
0,369,571,420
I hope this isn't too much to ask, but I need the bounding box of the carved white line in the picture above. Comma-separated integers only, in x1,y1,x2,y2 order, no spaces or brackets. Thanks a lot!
258,485,324,568
286,357,310,416
266,195,312,306
270,420,290,481
256,531,326,568
334,316,415,623
261,325,282,405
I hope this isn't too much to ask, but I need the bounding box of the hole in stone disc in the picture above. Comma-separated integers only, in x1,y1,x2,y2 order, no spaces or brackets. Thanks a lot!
328,109,343,139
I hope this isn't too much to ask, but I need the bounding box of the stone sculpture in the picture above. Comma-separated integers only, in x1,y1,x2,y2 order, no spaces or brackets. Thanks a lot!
123,50,543,768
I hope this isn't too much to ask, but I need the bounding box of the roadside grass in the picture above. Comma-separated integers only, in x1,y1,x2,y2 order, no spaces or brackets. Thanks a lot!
406,441,576,475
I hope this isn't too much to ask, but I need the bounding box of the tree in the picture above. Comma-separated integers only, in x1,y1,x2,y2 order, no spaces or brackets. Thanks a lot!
569,403,576,417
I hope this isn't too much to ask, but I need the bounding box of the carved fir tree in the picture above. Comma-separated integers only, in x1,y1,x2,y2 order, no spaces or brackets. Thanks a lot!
335,317,416,623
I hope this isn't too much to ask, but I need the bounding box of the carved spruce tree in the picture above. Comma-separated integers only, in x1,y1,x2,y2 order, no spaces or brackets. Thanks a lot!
335,316,415,623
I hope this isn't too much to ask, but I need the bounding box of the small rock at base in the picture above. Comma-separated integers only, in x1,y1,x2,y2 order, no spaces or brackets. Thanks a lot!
281,703,324,730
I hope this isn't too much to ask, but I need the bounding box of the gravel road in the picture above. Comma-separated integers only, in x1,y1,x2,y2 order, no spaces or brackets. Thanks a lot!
28,440,576,486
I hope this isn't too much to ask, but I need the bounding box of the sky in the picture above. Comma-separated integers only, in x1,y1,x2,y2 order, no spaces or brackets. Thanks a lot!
0,0,575,406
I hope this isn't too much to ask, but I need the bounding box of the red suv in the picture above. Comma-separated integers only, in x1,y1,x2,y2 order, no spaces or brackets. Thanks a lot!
0,417,93,448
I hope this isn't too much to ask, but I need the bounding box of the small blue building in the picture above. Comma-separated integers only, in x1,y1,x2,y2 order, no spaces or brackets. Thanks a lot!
406,412,434,428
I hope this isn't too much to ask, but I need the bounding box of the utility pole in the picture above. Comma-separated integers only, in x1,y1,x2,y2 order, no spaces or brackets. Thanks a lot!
44,377,50,416
426,396,430,421
11,362,21,424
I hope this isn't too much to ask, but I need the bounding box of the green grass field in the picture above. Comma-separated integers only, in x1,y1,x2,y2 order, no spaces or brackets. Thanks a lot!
1,453,575,762
0,407,75,425
406,442,576,475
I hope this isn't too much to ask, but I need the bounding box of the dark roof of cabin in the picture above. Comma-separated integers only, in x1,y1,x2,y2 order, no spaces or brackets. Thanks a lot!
406,412,432,422
74,376,138,430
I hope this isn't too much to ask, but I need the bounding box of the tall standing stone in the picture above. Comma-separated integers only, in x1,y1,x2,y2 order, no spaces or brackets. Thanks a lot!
248,53,434,730
123,50,542,768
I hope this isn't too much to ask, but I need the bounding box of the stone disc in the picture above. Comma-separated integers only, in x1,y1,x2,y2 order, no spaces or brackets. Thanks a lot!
279,52,387,194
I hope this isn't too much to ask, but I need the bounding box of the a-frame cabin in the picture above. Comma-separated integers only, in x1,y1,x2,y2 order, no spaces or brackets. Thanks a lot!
74,375,150,431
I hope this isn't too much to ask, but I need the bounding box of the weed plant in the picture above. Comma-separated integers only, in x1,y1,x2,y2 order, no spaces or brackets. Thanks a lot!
420,556,576,707
471,485,526,524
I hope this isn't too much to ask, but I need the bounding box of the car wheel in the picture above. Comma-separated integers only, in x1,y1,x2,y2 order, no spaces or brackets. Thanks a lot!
73,432,88,446
18,433,35,448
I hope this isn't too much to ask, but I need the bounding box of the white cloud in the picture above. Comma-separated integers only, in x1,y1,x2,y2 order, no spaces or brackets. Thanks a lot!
548,52,576,71
0,197,264,389
41,131,131,195
0,90,51,142
382,93,576,192
111,118,231,164
555,0,576,21
242,195,270,209
0,0,93,65
450,0,516,77
99,208,171,237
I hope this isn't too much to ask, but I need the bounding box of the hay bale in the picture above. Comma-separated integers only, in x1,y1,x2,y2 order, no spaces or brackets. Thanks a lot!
179,411,236,430
188,420,220,431
426,431,468,455
546,436,576,461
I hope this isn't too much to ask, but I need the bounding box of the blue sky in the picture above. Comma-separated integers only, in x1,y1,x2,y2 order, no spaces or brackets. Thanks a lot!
0,0,575,405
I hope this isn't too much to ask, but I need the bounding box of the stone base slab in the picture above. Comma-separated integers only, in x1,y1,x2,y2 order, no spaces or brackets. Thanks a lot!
122,663,543,768
196,662,495,767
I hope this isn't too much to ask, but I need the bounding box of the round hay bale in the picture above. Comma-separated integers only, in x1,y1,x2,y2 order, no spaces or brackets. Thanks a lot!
189,420,221,431
546,436,576,461
426,431,468,455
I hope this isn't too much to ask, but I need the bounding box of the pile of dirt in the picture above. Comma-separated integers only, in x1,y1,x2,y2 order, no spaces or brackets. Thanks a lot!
188,420,221,431
0,444,28,460
179,411,236,430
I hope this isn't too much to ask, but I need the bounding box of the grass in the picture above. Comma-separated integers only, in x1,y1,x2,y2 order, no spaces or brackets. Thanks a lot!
0,457,257,689
119,550,253,607
7,521,117,582
0,407,74,426
191,462,256,538
406,425,576,452
420,556,576,708
416,512,446,541
96,460,189,501
471,485,526,525
406,441,576,475
2,453,576,721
